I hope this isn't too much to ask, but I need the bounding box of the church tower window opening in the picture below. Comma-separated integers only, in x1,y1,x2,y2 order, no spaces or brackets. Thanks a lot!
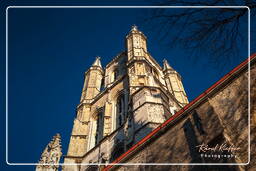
100,78,105,91
152,68,159,79
95,111,104,145
113,68,119,81
116,94,125,128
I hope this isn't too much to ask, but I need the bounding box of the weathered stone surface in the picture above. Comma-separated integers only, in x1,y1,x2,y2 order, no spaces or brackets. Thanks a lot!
39,27,256,171
34,24,256,171
36,134,62,171
112,61,255,171
61,26,189,171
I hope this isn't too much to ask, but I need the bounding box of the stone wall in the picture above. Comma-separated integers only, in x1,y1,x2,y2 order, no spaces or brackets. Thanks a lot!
110,61,256,171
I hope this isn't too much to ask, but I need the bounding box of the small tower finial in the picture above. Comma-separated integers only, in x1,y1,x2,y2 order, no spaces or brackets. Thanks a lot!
130,25,139,32
132,24,137,30
163,59,174,71
92,56,102,67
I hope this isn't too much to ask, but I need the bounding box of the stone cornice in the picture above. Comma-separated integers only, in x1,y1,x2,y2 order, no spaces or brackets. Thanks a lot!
126,30,148,40
164,70,182,79
84,65,104,76
132,101,171,116
130,85,183,109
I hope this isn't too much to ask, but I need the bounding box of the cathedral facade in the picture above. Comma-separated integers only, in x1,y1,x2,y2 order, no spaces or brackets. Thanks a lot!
62,26,188,170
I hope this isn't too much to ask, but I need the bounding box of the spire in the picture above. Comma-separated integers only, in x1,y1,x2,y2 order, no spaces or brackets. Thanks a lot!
163,59,174,71
129,24,141,34
126,24,147,40
92,56,102,67
48,133,61,148
131,25,138,32
37,133,62,169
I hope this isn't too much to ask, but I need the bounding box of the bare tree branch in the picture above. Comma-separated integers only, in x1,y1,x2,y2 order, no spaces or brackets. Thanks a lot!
144,0,256,69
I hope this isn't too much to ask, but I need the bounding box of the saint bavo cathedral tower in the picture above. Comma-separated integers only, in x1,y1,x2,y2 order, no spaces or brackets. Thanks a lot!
37,25,189,171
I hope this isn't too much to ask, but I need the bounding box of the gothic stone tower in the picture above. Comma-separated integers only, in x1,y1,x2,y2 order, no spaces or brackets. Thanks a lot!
36,134,62,171
63,26,189,171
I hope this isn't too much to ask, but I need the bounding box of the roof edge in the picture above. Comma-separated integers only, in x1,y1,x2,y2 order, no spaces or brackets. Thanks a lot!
103,53,256,171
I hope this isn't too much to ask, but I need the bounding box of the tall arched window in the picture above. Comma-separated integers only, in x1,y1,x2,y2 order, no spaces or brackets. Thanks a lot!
95,112,104,145
100,78,104,91
116,94,125,128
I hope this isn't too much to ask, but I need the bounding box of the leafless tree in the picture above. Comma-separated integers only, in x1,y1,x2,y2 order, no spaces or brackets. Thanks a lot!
144,0,256,68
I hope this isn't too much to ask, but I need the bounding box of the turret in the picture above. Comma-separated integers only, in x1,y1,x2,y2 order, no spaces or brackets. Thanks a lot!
126,25,147,61
80,56,104,101
65,57,104,159
126,26,150,91
36,134,62,171
163,59,189,106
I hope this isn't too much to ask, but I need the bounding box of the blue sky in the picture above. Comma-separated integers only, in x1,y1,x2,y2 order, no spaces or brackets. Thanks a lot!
0,1,251,171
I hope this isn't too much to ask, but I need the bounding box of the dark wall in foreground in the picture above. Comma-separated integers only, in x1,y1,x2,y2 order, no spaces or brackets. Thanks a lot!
111,61,256,171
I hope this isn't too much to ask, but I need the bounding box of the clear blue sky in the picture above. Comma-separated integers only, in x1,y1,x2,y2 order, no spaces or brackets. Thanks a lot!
0,1,250,171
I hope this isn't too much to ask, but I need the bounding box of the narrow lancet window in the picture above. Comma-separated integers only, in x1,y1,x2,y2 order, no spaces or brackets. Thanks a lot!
100,78,105,91
113,68,119,81
116,94,125,128
95,112,104,144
